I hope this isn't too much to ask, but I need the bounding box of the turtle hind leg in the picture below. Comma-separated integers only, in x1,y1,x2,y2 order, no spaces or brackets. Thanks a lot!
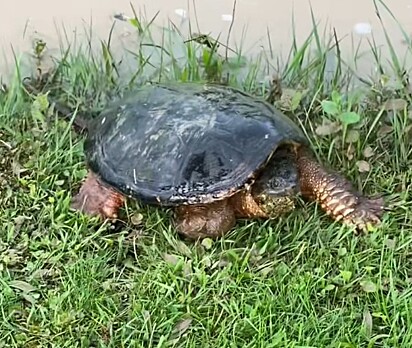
174,199,236,240
71,170,125,219
296,147,384,230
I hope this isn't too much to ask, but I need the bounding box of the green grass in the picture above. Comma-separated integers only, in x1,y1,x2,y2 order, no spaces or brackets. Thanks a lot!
1,1,412,346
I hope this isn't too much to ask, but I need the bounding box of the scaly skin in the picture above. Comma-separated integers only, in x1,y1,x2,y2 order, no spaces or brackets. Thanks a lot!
174,200,236,240
71,171,124,219
294,146,384,231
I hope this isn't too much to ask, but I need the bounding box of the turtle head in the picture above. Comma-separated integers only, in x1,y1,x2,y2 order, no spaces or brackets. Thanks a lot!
251,145,300,217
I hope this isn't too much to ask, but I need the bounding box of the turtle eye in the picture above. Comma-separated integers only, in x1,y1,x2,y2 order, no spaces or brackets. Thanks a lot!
271,179,280,188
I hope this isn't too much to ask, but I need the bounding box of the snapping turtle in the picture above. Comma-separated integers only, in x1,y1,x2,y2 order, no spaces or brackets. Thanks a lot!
41,82,385,239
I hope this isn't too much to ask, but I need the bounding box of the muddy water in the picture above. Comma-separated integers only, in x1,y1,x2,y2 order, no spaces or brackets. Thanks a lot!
1,0,412,83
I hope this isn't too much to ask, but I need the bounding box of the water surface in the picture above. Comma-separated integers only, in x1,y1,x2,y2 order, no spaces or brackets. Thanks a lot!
1,0,411,82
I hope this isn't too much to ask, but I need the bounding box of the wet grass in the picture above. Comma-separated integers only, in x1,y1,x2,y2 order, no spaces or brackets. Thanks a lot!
1,1,412,347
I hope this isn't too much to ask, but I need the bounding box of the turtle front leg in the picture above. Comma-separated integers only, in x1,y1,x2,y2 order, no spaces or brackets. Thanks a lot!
174,199,236,240
71,170,125,219
295,147,384,230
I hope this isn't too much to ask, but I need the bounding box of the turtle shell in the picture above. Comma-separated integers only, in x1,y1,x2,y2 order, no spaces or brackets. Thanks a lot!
84,82,308,206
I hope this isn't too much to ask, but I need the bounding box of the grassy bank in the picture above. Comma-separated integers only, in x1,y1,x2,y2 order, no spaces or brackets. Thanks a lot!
1,1,412,347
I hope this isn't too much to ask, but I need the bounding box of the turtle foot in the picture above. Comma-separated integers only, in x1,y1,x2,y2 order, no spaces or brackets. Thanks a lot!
296,147,385,230
339,196,384,231
71,171,125,219
174,199,236,240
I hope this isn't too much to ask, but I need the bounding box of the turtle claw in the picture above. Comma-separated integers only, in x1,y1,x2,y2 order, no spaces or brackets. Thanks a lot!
340,196,385,231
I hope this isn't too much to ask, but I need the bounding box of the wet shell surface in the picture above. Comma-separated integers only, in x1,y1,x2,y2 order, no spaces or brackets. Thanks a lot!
84,82,307,206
